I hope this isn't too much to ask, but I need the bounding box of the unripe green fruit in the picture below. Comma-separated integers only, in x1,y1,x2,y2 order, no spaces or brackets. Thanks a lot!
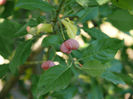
37,23,53,33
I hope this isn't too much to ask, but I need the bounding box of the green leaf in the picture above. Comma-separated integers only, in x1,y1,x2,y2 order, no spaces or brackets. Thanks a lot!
88,85,103,99
0,6,4,14
28,19,39,27
0,64,9,78
77,7,99,23
52,86,77,99
101,72,126,85
0,20,20,58
96,0,110,5
61,18,78,38
83,27,109,40
15,19,38,37
129,9,133,15
37,23,53,33
99,4,113,17
116,73,133,85
54,56,66,66
31,75,40,99
37,65,72,98
107,60,122,73
0,20,20,38
0,36,13,58
9,40,33,73
48,47,56,60
76,0,98,7
14,24,28,37
42,35,61,47
112,0,133,10
108,9,133,32
16,0,54,12
82,38,124,62
81,60,109,77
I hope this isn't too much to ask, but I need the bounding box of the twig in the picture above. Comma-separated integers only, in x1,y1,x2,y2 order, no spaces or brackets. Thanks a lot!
54,0,66,25
53,0,66,34
58,20,66,40
25,61,44,65
0,47,43,99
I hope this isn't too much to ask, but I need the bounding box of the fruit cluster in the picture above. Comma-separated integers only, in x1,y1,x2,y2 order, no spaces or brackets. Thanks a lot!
41,39,79,70
60,39,79,54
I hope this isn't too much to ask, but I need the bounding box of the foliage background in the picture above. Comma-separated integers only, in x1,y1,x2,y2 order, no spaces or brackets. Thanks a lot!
0,0,133,99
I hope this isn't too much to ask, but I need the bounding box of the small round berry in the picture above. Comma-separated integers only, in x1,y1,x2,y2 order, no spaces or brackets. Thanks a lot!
0,0,6,6
41,60,55,70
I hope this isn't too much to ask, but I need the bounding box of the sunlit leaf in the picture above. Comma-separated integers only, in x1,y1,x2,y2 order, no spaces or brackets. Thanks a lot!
76,0,98,7
96,0,110,5
61,18,78,38
108,9,133,32
37,23,53,33
83,27,109,40
82,38,124,62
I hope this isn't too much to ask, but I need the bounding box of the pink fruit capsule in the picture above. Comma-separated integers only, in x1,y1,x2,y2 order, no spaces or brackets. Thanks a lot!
60,43,72,54
0,0,6,6
60,39,79,54
64,39,79,50
41,60,55,70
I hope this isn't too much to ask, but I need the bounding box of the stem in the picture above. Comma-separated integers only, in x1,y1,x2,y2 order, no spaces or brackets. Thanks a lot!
51,47,56,61
0,76,19,98
59,20,66,40
46,46,51,60
25,61,44,65
53,0,66,25
0,65,27,98
68,54,73,66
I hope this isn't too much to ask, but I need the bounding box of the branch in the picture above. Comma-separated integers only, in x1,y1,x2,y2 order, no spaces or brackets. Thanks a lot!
0,47,43,99
53,0,66,26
